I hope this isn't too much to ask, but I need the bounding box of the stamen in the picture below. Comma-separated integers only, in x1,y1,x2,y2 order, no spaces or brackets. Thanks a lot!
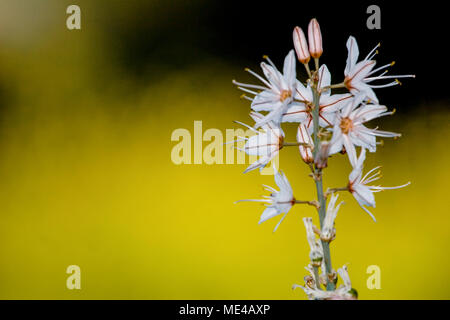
364,172,382,184
370,181,411,190
367,63,394,76
234,199,271,204
240,94,254,102
364,70,388,81
223,137,247,145
237,86,259,96
232,80,267,90
260,63,282,89
364,42,381,61
233,120,259,133
263,55,277,70
370,74,415,81
245,68,272,88
368,81,399,88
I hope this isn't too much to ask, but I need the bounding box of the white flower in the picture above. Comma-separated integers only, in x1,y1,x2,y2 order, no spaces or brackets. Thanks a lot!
296,124,313,163
329,93,400,167
344,36,415,103
321,194,344,242
233,50,297,128
282,64,352,133
348,148,411,221
236,170,294,232
234,112,284,173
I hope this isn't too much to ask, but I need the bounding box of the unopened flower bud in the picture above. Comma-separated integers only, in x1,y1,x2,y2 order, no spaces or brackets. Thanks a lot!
308,18,323,59
293,26,310,64
297,124,313,163
314,141,330,169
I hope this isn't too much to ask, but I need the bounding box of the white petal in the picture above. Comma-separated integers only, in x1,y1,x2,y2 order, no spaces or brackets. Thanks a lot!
341,97,356,118
244,133,277,156
353,184,376,207
260,62,282,92
295,80,313,102
320,93,353,113
329,125,344,155
317,64,331,95
259,207,280,224
345,36,359,76
244,155,271,173
347,60,375,83
342,135,357,167
354,104,388,123
355,147,366,169
251,91,278,112
351,81,379,104
351,128,377,152
283,50,297,89
282,103,308,123
273,212,288,232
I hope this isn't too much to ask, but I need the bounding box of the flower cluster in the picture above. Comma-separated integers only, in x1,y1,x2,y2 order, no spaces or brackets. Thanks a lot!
232,18,413,299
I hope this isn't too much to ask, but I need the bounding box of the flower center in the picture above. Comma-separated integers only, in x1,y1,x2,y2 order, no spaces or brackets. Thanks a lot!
280,90,292,102
343,77,353,90
340,117,353,134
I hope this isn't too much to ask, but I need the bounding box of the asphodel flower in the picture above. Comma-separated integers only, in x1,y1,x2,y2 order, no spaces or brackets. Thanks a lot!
329,94,400,167
343,36,415,103
236,170,295,232
348,148,410,221
308,18,323,59
282,64,352,132
233,50,297,128
233,112,283,173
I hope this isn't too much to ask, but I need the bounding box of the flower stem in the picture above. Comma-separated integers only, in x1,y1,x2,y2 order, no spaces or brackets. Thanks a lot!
283,141,312,147
312,86,336,291
312,266,321,290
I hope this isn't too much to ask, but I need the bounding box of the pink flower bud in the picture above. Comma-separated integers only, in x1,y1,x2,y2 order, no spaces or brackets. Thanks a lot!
293,26,310,64
297,124,313,164
308,18,323,59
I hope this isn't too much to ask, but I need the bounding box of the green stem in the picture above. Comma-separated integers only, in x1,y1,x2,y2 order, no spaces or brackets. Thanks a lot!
312,266,321,290
312,86,336,291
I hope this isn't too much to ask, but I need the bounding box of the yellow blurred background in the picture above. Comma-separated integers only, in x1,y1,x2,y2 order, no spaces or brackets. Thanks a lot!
0,0,449,299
